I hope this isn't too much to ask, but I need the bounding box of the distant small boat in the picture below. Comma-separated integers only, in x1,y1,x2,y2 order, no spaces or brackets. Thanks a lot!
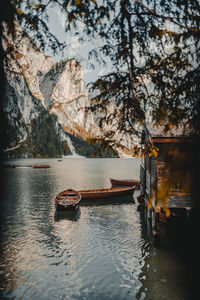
110,178,140,188
78,186,135,200
32,165,50,168
55,189,81,211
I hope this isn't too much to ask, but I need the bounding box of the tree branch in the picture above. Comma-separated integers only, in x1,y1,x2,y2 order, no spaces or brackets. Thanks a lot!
135,0,199,33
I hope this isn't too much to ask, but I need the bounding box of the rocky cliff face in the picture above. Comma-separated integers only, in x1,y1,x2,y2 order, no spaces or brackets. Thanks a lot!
2,22,72,158
39,59,138,156
3,22,54,104
39,59,100,139
2,22,136,158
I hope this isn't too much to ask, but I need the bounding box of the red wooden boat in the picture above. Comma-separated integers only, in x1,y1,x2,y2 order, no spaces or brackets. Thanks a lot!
78,186,135,200
55,189,81,211
32,165,50,168
110,178,140,188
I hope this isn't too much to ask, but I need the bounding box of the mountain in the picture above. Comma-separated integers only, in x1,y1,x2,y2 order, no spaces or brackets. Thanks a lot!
1,22,135,159
39,58,100,139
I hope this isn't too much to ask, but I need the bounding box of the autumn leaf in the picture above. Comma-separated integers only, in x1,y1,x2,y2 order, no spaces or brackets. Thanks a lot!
191,27,199,32
16,8,23,15
147,200,152,210
164,207,171,218
168,31,173,37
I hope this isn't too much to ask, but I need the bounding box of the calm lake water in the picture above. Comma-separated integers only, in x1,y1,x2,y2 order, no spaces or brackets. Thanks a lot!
0,158,190,299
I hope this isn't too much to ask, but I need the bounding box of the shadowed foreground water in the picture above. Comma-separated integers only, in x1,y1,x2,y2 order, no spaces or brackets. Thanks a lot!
0,158,190,299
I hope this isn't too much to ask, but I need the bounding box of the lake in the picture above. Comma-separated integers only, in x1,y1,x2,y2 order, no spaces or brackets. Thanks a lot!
0,158,190,299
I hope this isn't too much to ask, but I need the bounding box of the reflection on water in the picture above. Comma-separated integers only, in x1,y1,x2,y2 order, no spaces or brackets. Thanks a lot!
55,208,81,222
136,208,190,300
0,158,190,299
80,195,135,207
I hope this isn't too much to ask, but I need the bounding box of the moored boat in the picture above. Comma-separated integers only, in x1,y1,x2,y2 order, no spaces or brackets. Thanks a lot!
78,186,135,200
55,189,81,211
110,178,140,188
32,165,50,168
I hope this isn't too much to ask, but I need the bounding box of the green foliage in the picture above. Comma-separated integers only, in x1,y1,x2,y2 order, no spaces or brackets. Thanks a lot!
3,109,72,158
29,111,71,158
68,133,119,158
3,109,118,158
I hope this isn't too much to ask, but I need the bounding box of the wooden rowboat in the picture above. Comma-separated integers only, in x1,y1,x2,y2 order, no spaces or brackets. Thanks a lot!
56,186,135,202
110,178,140,188
55,189,81,211
78,186,135,200
32,165,50,168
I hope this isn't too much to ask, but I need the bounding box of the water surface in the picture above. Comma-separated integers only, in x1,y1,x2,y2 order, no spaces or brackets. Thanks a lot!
0,158,189,299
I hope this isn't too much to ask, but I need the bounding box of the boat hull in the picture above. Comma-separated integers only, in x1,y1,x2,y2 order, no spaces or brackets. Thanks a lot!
55,189,81,211
32,165,50,168
56,187,135,206
56,202,79,212
78,186,135,200
110,178,140,188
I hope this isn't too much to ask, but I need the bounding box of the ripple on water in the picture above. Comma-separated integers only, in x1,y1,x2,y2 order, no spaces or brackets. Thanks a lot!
0,158,189,300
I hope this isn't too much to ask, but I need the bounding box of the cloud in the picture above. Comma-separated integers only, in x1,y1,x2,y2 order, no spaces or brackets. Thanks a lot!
98,65,113,77
54,8,66,29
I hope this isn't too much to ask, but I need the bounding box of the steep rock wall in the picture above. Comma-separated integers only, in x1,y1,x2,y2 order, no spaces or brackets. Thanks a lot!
2,21,137,158
40,59,101,139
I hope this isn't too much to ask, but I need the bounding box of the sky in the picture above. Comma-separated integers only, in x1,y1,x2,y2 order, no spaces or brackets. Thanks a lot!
21,0,110,84
43,3,112,85
44,4,175,85
23,1,173,86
